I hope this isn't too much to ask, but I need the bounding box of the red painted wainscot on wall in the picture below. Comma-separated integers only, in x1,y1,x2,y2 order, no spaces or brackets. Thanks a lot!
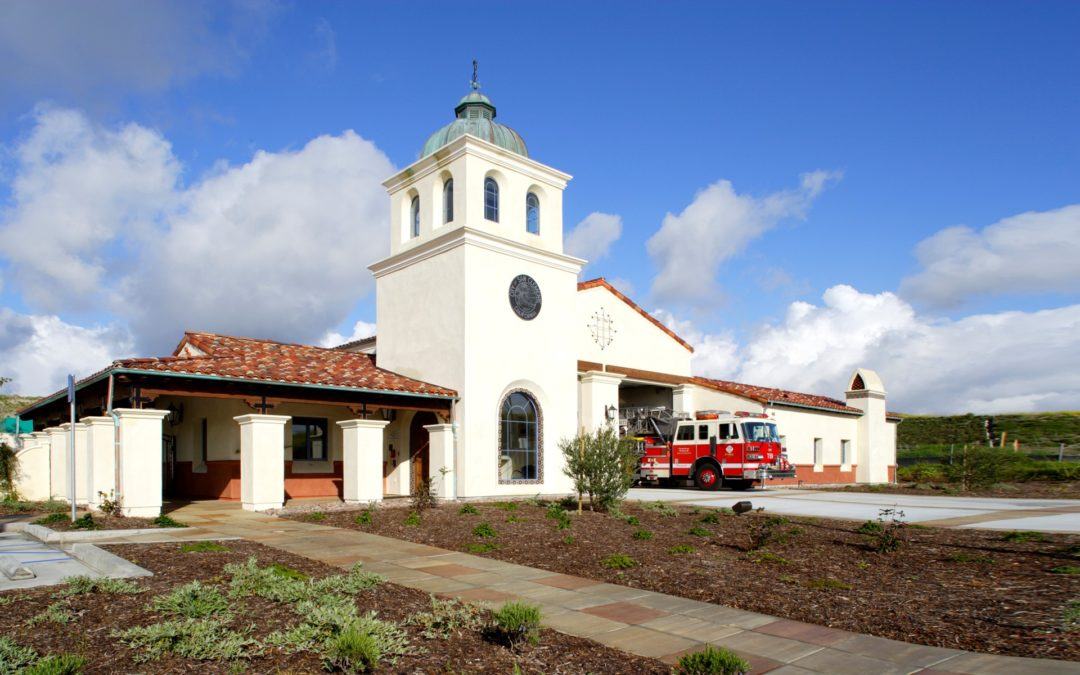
171,461,344,500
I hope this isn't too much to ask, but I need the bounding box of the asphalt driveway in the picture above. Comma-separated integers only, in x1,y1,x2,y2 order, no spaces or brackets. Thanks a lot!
626,486,1080,533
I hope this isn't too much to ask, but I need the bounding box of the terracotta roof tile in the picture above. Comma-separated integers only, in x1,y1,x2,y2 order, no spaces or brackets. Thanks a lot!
691,376,862,415
117,331,455,397
577,278,694,352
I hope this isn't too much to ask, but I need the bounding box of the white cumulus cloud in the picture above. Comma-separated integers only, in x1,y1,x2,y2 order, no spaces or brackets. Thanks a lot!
647,170,840,307
901,204,1080,307
0,107,395,358
565,212,622,264
320,320,376,348
670,285,1080,414
0,308,133,396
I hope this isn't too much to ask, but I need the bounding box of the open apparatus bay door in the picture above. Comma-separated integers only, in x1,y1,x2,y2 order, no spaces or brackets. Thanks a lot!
623,407,796,491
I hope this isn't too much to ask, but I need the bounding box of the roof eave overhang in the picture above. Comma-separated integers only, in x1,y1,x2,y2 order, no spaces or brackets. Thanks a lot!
18,366,456,417
765,400,863,416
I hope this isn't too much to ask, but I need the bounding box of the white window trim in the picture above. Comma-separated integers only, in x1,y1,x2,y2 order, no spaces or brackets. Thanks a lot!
840,439,852,471
812,437,823,472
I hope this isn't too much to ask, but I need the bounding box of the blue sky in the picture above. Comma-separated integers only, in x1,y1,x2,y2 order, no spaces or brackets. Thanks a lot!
1,1,1078,413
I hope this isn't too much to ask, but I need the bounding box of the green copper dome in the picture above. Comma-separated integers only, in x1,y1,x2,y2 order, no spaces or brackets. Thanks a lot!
420,89,528,159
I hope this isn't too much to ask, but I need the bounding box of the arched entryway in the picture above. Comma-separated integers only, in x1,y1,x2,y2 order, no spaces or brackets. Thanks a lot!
409,411,437,494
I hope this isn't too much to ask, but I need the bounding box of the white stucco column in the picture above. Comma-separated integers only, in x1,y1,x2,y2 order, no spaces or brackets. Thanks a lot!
45,426,66,500
673,384,696,415
15,433,50,501
115,408,170,517
82,416,116,508
338,419,390,504
579,371,626,432
425,423,455,500
846,369,891,484
235,414,289,511
60,422,88,504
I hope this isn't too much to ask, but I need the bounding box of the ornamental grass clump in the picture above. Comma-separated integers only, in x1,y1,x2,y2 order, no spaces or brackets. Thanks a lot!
151,581,230,619
472,522,498,539
632,529,653,540
675,645,750,675
152,514,187,528
489,602,541,650
601,553,637,570
458,503,480,516
23,653,87,675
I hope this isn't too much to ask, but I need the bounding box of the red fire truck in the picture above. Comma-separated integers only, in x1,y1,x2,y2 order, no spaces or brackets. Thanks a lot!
624,408,796,490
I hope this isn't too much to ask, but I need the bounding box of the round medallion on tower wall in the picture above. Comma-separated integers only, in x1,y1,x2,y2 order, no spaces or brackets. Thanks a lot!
508,275,542,320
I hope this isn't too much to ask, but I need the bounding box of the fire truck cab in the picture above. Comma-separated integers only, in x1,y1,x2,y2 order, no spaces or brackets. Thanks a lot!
629,409,796,491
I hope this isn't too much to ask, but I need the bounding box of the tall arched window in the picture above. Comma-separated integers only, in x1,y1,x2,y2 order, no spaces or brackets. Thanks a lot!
443,178,454,224
410,195,420,238
525,192,540,234
499,390,541,482
484,177,499,222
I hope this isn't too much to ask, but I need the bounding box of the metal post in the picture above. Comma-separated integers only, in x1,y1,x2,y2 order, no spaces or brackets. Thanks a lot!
67,374,76,523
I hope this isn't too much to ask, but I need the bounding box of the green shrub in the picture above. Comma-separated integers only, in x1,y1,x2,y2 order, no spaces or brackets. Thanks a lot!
1064,600,1080,632
644,501,678,517
225,557,309,602
807,577,852,591
668,544,696,555
747,550,789,565
856,520,883,535
493,501,518,512
898,463,947,483
0,636,37,673
27,601,74,626
403,511,421,527
608,507,639,526
151,581,230,618
559,427,639,511
698,512,721,525
1052,566,1080,575
562,536,575,545
34,513,67,526
180,541,229,553
601,554,637,569
354,506,376,526
546,503,572,530
860,508,906,553
675,645,750,674
324,627,381,672
505,515,522,523
472,522,497,539
267,563,307,581
302,511,326,522
22,653,87,675
688,526,711,538
947,446,1030,489
746,516,794,551
313,563,383,595
406,597,484,639
55,576,142,597
152,514,187,528
70,514,98,530
458,504,480,515
1001,530,1047,543
466,542,498,554
112,617,257,662
490,602,542,649
632,529,653,540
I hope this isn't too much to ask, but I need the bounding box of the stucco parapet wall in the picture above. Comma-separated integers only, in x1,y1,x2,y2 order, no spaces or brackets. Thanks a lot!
337,419,391,430
369,225,585,278
80,416,114,427
383,133,571,194
579,370,627,387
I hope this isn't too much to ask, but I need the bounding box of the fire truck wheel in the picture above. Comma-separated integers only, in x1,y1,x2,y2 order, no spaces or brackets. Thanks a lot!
725,479,755,491
694,464,721,491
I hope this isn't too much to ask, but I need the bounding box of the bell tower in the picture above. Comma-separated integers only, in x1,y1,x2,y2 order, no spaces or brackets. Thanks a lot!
370,72,584,498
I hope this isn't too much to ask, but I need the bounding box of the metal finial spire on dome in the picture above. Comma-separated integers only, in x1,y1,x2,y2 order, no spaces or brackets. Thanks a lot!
418,62,529,159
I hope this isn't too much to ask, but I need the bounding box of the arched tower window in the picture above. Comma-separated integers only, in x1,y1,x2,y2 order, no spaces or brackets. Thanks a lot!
443,179,454,224
526,192,540,234
410,195,420,238
499,390,541,482
484,177,499,222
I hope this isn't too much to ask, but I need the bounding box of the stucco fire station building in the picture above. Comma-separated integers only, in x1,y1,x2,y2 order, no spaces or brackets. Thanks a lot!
14,86,898,515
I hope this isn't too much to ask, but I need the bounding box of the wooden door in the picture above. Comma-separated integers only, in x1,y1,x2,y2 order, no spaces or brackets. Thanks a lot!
409,412,436,494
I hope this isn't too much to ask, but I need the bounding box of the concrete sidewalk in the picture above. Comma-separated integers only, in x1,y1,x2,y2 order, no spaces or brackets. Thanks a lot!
98,501,1076,674
627,487,1080,533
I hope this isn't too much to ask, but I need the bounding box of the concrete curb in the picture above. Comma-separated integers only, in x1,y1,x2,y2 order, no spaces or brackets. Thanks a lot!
22,524,182,544
65,543,152,579
0,554,34,581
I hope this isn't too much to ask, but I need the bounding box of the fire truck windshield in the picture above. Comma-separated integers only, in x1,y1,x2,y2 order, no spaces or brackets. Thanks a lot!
742,422,779,442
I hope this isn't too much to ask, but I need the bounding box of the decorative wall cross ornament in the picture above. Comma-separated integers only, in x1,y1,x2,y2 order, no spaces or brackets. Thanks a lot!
589,307,617,350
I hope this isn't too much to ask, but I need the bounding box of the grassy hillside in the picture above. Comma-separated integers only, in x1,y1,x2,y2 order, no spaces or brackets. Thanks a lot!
0,394,38,418
897,412,1080,450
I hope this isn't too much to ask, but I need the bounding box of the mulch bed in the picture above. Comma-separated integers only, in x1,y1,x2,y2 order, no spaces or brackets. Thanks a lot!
296,501,1080,661
31,512,176,531
0,540,669,674
808,480,1080,499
